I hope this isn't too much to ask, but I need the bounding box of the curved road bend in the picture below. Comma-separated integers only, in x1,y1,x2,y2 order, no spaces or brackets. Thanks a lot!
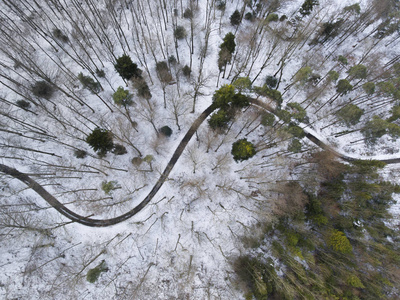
1,98,400,226
0,104,216,227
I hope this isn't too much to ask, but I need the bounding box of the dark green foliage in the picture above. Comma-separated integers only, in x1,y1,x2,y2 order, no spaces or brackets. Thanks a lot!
328,70,339,82
233,77,252,92
32,81,54,99
231,93,249,108
86,260,108,283
182,65,191,77
388,104,400,122
159,126,173,137
78,72,101,93
114,54,142,80
183,8,193,19
335,104,364,126
299,0,319,16
212,84,235,108
221,32,236,54
275,109,291,123
231,138,256,162
377,81,396,96
260,113,275,126
168,55,177,65
96,69,105,78
112,144,127,155
348,64,368,79
318,20,343,42
363,82,375,95
343,3,361,14
16,100,31,109
286,123,305,138
336,79,353,94
287,138,302,153
216,0,226,10
174,26,187,40
131,157,143,166
361,116,388,142
113,87,133,106
230,10,241,26
388,123,400,138
52,28,69,42
280,15,287,21
244,12,254,21
86,128,114,155
338,55,348,65
286,102,307,122
265,75,278,89
208,109,232,130
74,149,87,159
254,85,282,106
294,66,312,85
265,13,279,22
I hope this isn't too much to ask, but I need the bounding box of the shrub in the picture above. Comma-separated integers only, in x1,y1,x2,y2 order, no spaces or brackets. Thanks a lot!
336,79,353,94
265,75,278,89
328,70,339,82
254,85,282,106
261,113,275,126
78,72,101,93
114,54,142,80
168,55,177,65
74,149,87,159
86,260,108,283
216,0,225,10
363,82,375,95
231,138,256,162
265,13,279,22
52,28,69,42
96,69,105,78
182,65,191,77
208,109,232,130
16,100,31,109
212,84,236,108
300,0,319,16
230,10,241,26
287,103,306,122
348,64,368,79
343,3,361,14
275,109,292,123
101,181,120,194
294,66,312,85
244,12,254,21
347,275,365,288
328,230,352,254
220,32,236,54
336,104,364,126
174,26,187,40
32,81,54,99
112,144,127,155
233,77,252,92
113,86,133,106
338,55,348,65
361,116,388,142
286,124,305,138
131,157,143,166
86,128,114,155
288,138,302,153
183,8,193,19
159,126,173,137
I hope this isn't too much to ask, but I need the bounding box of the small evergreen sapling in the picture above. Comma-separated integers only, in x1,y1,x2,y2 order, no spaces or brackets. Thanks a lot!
86,128,114,155
114,54,142,80
113,87,133,106
231,138,256,162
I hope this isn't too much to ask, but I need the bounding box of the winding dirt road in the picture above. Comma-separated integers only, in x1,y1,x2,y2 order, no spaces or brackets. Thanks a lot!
1,99,399,227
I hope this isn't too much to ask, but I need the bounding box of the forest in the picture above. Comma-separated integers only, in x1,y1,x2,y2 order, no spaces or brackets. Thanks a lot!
0,0,399,299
